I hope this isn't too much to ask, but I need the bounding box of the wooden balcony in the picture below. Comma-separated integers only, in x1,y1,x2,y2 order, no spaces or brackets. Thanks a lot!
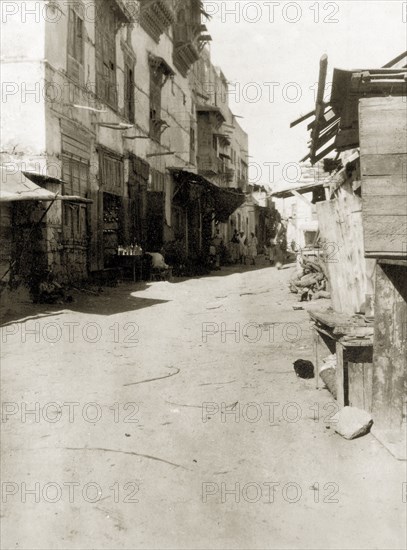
197,153,219,175
173,23,211,76
140,0,175,43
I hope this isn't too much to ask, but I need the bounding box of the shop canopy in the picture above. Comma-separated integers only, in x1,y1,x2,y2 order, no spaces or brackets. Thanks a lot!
271,152,360,201
170,168,246,223
0,167,92,203
271,180,326,200
0,166,57,202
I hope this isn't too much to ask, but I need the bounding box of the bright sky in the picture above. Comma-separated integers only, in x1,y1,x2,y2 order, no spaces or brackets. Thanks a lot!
204,0,407,189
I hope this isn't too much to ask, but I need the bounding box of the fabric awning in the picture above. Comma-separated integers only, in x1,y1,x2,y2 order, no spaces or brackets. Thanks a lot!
169,168,246,223
214,186,246,222
271,180,326,199
59,195,93,204
22,171,65,186
0,166,57,202
0,168,93,204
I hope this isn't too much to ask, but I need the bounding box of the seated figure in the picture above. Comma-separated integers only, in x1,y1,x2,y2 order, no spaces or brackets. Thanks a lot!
146,252,171,280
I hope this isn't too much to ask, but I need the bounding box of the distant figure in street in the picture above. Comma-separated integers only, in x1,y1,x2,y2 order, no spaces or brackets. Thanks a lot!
238,231,247,265
145,252,172,280
269,234,277,265
210,229,222,269
275,219,287,270
230,229,240,264
248,232,258,265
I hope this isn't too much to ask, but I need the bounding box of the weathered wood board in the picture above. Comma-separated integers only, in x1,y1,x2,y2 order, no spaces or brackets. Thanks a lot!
360,97,407,258
317,182,368,314
359,96,407,155
363,216,407,256
348,349,374,412
371,263,407,432
361,154,407,180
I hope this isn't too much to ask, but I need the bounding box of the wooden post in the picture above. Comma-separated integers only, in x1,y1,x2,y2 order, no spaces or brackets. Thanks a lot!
314,329,320,389
336,342,345,408
310,54,328,161
185,210,189,254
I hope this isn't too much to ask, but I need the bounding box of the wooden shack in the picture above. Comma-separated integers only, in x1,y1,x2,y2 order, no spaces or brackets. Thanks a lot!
359,95,407,457
291,52,407,458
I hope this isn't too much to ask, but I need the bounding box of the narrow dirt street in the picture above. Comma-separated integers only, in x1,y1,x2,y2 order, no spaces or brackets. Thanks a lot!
1,261,406,550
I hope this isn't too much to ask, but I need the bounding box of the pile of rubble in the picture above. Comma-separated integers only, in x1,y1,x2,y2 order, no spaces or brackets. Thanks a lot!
289,256,330,301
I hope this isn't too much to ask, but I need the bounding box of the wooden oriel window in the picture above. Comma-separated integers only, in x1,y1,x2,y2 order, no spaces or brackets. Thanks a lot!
95,0,118,108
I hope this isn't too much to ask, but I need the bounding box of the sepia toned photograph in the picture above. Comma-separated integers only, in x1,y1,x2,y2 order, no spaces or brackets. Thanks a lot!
0,1,406,549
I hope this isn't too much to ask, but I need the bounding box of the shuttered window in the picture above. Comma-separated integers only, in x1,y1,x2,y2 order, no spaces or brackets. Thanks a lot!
61,156,89,240
149,67,163,142
95,0,118,108
62,156,89,197
124,62,135,123
99,149,124,195
67,7,84,82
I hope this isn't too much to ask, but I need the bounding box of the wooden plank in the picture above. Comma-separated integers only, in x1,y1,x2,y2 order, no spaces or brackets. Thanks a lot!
378,259,407,267
317,200,343,312
357,82,407,96
335,128,359,149
362,195,407,216
348,362,364,408
364,362,373,412
313,142,337,164
316,182,368,315
334,182,367,313
310,54,328,160
61,135,91,160
0,204,12,281
291,189,313,207
309,309,371,328
359,97,407,156
372,263,407,431
366,252,407,260
342,190,367,312
314,330,320,390
346,342,374,410
290,108,315,128
382,51,407,68
361,153,407,178
362,176,407,196
363,216,407,255
61,119,92,160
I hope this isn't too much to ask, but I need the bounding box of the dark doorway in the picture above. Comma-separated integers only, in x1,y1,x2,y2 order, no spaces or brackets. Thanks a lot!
103,193,123,267
146,192,164,251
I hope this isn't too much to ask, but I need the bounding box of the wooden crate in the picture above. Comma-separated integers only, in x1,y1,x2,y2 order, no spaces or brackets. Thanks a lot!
359,97,407,259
